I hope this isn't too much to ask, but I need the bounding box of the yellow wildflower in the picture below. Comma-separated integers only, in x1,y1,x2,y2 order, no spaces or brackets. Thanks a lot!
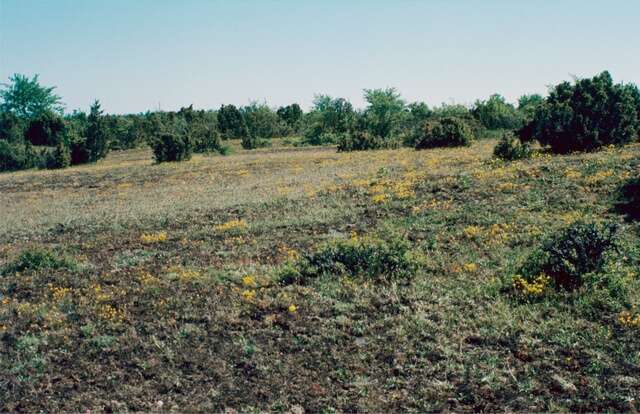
288,304,297,313
140,231,168,243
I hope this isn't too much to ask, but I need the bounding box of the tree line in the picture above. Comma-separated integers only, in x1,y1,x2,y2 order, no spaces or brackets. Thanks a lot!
1,71,639,171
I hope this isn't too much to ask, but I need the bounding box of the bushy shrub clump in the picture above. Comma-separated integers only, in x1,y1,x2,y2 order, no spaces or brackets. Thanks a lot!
150,132,193,162
0,139,38,172
519,71,639,153
414,117,473,149
518,221,619,291
193,127,223,153
280,234,419,284
336,131,398,152
493,133,532,161
2,248,76,275
41,143,71,169
615,177,640,221
241,134,271,150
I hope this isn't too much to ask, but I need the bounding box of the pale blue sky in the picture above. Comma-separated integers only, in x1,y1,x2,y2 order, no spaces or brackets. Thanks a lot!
1,0,639,114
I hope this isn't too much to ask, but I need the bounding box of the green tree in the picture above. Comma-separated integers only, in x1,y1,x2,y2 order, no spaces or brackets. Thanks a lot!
362,87,406,139
241,101,285,139
24,111,66,146
517,94,544,121
85,100,109,162
519,71,639,153
217,104,248,139
0,74,64,118
0,111,25,143
277,103,303,132
472,94,523,130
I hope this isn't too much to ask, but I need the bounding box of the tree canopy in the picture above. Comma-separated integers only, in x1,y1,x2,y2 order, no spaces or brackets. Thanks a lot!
0,74,64,118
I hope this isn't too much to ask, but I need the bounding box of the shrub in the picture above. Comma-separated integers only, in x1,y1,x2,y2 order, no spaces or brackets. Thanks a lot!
24,111,66,146
519,71,639,153
280,234,419,284
241,134,271,150
337,130,396,152
41,143,71,169
472,94,524,130
615,177,640,221
518,221,619,291
2,248,76,275
193,127,222,153
0,139,38,172
415,117,473,149
150,132,193,162
218,104,248,139
493,133,532,161
85,100,109,163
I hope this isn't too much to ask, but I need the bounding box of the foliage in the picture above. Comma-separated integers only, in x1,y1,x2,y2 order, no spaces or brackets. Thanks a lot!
337,130,397,152
0,111,25,142
472,93,523,130
84,100,109,162
176,105,222,153
1,248,76,275
519,71,639,153
218,104,248,139
281,234,419,284
518,93,544,121
276,103,303,132
41,142,71,169
493,133,532,161
415,117,473,149
0,74,64,118
519,221,619,291
0,139,38,172
150,132,193,162
24,111,66,146
242,101,286,139
362,87,406,139
615,177,640,221
241,133,271,150
301,95,356,145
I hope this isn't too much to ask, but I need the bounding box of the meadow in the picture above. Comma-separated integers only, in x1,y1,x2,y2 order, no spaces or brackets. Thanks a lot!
1,138,639,412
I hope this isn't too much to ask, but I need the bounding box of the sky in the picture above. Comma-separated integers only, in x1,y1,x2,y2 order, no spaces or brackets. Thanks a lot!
1,0,639,114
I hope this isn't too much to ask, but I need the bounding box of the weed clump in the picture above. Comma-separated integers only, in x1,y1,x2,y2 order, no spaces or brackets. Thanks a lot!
2,248,76,275
517,221,619,291
280,234,419,284
414,117,473,149
493,133,532,161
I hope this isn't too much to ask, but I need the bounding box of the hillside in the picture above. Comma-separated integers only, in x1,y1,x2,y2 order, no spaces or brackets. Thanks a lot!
1,140,639,412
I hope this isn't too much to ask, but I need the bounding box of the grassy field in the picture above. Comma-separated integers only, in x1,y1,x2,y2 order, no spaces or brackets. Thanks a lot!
1,139,639,412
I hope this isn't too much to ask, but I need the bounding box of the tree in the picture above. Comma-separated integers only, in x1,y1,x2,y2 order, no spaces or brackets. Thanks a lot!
217,104,248,139
0,111,25,143
517,94,544,121
472,94,523,130
0,74,64,118
242,101,286,139
519,71,639,153
85,100,109,162
277,103,303,132
362,87,406,139
25,111,66,146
